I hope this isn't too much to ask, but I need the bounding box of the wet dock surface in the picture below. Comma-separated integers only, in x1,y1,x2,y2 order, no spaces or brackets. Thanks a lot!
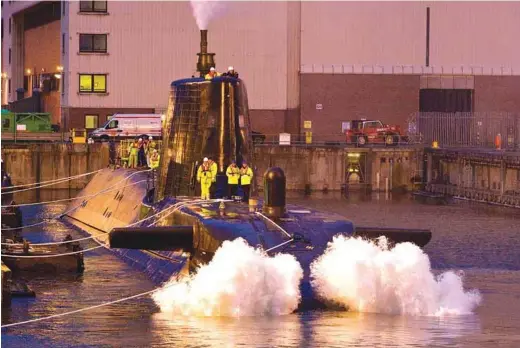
2,190,520,347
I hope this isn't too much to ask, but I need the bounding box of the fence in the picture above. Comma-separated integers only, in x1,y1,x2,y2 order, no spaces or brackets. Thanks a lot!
407,112,520,150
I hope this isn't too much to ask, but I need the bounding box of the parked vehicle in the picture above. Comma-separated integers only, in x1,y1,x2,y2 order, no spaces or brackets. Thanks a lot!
1,109,66,142
89,114,163,141
345,119,406,146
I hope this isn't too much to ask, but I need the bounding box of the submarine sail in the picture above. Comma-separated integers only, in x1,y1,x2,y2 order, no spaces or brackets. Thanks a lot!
155,77,254,201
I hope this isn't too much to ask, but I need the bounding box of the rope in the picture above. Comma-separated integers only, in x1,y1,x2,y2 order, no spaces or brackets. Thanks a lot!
1,169,104,194
0,280,179,328
265,238,294,253
2,169,152,231
3,179,147,208
255,212,292,238
0,245,104,258
1,199,227,247
1,232,108,247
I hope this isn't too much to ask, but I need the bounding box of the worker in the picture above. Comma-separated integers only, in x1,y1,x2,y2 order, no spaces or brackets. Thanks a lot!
149,149,160,170
204,67,220,80
240,161,253,202
137,138,147,167
197,157,213,200
208,158,218,198
223,66,239,78
120,140,130,168
226,160,240,198
146,136,156,166
128,140,139,169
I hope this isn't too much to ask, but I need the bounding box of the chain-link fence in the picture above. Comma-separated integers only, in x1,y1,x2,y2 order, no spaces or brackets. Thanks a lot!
407,112,520,150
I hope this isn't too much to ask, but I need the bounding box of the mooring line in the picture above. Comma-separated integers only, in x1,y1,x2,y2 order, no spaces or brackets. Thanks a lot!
1,169,104,194
2,169,152,231
2,179,149,208
255,212,292,238
0,245,104,258
0,280,179,329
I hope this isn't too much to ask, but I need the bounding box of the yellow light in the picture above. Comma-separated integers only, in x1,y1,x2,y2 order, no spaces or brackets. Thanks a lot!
1,72,7,78
347,153,361,158
26,69,32,74
432,141,439,149
57,65,64,72
54,74,62,79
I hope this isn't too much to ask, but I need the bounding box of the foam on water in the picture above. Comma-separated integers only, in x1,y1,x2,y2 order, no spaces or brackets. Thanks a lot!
190,0,227,30
310,235,482,316
152,238,303,317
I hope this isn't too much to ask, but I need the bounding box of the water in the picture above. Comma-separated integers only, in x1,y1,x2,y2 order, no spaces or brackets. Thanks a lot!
2,190,520,347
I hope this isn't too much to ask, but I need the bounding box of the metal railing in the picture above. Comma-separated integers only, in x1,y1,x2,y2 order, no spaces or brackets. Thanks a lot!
300,64,518,76
407,112,520,150
253,133,415,148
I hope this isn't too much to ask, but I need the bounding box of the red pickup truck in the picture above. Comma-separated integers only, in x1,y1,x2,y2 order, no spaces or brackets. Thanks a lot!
345,119,406,146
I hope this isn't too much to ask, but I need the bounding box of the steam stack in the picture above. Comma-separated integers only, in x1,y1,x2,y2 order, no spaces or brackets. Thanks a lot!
196,30,216,77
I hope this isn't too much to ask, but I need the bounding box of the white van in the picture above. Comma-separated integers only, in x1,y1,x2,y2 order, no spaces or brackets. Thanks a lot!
89,114,163,141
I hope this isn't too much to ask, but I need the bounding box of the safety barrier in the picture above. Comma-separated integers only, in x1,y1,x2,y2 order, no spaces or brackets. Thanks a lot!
254,133,417,148
300,64,518,76
407,112,520,150
426,183,520,208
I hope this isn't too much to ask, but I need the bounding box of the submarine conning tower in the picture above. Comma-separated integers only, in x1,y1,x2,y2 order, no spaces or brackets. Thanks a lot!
155,30,254,201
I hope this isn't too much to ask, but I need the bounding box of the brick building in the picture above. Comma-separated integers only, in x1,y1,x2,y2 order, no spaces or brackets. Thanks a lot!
1,1,519,138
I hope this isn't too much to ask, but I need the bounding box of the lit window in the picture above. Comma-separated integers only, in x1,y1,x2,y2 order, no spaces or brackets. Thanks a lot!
79,1,107,13
85,114,99,129
79,74,106,93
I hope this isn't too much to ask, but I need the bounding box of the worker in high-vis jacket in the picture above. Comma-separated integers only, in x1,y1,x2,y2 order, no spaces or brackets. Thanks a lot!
127,140,139,169
240,161,253,202
149,149,160,169
197,157,213,200
226,160,240,198
204,67,220,80
208,158,218,198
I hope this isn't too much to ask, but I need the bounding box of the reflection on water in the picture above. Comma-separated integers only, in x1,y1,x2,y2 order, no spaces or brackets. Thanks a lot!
152,311,481,348
2,190,520,347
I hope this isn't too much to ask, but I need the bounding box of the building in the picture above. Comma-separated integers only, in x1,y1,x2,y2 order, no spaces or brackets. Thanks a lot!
2,1,519,138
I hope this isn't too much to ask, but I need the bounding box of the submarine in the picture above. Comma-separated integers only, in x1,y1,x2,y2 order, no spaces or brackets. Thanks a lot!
64,30,432,310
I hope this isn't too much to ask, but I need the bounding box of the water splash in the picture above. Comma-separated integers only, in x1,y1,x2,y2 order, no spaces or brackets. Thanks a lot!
310,235,482,316
190,0,227,30
152,238,304,317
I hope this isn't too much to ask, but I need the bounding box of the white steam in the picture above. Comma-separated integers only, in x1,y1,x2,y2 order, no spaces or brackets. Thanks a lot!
310,235,482,316
190,1,227,30
152,238,304,317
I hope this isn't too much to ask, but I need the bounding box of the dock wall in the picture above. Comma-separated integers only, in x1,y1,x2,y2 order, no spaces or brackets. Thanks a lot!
1,143,424,193
1,144,109,188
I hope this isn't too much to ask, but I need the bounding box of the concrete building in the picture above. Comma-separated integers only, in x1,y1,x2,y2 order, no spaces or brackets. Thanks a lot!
2,1,519,138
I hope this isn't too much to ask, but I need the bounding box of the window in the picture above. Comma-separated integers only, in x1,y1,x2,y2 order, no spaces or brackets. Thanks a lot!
9,17,11,34
79,1,107,13
8,48,11,64
61,74,65,96
3,118,10,129
106,119,118,129
62,1,66,15
79,74,107,93
1,19,3,39
62,33,65,54
85,114,99,129
8,79,11,93
23,76,29,91
79,34,107,53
